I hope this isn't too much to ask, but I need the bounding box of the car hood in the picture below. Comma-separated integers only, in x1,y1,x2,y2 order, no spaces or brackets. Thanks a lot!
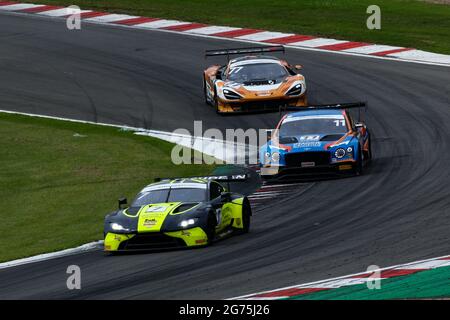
222,75,303,97
107,202,201,232
270,134,354,152
136,203,181,232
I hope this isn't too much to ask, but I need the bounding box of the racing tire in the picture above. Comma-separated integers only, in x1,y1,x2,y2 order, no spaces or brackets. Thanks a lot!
213,89,220,113
232,199,251,234
362,130,372,163
203,78,210,106
205,212,217,246
354,147,364,176
260,174,277,183
241,198,251,234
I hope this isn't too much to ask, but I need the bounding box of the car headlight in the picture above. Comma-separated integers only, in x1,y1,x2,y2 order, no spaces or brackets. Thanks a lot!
347,146,353,153
111,223,129,232
264,152,271,163
271,152,280,162
223,89,242,100
179,218,198,228
286,83,302,96
334,148,346,159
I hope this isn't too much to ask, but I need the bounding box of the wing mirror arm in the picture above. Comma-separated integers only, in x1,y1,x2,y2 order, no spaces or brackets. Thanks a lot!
354,122,367,134
118,197,128,210
266,129,273,141
220,192,232,203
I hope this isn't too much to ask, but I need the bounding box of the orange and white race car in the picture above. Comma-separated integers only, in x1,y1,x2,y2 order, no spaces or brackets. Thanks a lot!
203,46,307,114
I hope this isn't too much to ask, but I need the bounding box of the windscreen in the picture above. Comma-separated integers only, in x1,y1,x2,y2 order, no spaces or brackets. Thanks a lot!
167,188,206,202
131,188,206,206
227,63,288,82
280,115,348,137
132,189,169,207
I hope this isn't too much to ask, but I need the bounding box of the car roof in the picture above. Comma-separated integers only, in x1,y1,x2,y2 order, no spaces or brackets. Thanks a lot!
287,109,345,118
229,55,282,67
140,178,209,193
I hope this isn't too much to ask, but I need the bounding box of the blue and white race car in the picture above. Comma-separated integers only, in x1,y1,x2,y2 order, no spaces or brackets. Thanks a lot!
259,103,372,179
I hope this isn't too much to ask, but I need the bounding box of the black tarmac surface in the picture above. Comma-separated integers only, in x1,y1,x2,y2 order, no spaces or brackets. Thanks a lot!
0,12,449,299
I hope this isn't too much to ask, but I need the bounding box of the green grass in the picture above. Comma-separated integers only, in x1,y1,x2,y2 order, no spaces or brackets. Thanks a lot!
0,113,214,262
25,0,450,54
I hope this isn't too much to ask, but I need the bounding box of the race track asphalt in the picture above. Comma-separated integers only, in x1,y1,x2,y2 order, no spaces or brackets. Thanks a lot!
0,12,449,299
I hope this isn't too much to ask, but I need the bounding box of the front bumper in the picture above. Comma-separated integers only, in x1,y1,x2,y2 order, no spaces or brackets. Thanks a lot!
218,93,307,113
260,161,356,180
104,227,208,251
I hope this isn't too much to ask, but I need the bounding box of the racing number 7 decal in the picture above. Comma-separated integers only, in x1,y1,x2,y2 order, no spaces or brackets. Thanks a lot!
229,67,243,74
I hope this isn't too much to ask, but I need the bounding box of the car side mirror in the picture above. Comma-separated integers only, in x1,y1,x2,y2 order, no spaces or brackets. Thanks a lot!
266,129,273,141
220,192,231,203
354,122,366,134
118,197,128,209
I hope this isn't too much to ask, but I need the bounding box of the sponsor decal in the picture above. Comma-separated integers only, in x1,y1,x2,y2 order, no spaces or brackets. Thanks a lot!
143,218,157,227
256,91,272,96
301,162,315,168
299,135,320,141
294,142,321,148
181,230,191,236
236,218,241,226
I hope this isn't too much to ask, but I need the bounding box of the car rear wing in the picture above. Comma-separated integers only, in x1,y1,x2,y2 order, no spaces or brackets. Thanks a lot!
154,174,249,193
205,46,285,60
282,102,367,111
154,174,249,183
279,101,368,122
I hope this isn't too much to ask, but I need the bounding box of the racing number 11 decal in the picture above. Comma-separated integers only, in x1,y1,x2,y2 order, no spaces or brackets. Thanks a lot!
334,120,345,126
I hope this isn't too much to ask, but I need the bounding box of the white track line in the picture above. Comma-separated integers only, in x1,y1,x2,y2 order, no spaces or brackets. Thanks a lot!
37,8,91,17
0,241,103,269
397,260,450,270
343,44,404,54
188,26,241,35
84,14,139,23
134,19,191,29
388,49,450,64
236,31,294,41
0,3,43,10
289,38,348,47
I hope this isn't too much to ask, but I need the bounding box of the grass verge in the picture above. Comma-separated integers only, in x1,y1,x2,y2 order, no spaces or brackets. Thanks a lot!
21,0,450,55
0,112,214,262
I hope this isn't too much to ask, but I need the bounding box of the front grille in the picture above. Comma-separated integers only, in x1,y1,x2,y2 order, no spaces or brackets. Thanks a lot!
320,134,344,142
229,99,297,111
120,233,185,250
243,79,277,86
285,151,330,167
